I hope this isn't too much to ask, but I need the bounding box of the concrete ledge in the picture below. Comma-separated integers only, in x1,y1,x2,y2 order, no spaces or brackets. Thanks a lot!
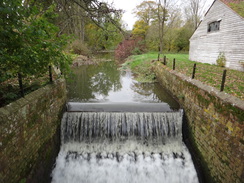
66,102,177,112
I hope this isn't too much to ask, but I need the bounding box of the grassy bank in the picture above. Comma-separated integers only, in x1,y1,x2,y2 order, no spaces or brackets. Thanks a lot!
124,52,244,100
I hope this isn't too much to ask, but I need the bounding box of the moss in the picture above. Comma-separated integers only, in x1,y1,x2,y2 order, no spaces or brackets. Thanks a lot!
2,132,16,148
221,159,230,167
27,114,39,128
197,94,211,108
227,105,244,124
183,115,217,183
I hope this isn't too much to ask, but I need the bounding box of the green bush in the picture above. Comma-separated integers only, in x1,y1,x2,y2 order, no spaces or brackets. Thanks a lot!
216,52,226,67
68,39,91,56
3,92,19,103
131,47,142,55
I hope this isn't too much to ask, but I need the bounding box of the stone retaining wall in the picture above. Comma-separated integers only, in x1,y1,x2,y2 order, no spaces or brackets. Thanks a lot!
154,62,244,183
0,79,67,183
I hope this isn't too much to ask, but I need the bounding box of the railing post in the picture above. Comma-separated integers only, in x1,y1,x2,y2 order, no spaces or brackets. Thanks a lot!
192,64,196,79
164,56,167,65
49,65,53,82
18,73,24,97
173,58,176,70
220,69,227,92
157,47,160,61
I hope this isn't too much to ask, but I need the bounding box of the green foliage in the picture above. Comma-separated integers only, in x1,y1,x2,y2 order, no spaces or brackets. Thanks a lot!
216,52,226,67
131,47,143,55
85,16,123,51
0,0,72,81
122,54,157,83
68,39,91,56
19,178,26,183
3,92,18,103
174,21,194,52
133,1,158,25
132,20,149,38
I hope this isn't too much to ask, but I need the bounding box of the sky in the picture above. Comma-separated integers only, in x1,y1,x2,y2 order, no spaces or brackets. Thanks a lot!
103,0,215,30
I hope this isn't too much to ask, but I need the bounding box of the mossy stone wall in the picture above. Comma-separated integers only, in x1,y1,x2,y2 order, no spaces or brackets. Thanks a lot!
154,63,244,183
0,79,67,183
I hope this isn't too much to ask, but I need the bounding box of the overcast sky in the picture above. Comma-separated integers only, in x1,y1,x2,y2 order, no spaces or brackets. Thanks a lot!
103,0,215,30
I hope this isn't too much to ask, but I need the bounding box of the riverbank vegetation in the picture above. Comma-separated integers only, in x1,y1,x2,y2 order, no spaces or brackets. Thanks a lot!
125,53,244,100
2,0,242,106
0,0,124,107
115,0,203,62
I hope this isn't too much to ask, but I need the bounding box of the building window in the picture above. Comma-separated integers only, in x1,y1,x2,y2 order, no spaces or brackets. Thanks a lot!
208,21,221,32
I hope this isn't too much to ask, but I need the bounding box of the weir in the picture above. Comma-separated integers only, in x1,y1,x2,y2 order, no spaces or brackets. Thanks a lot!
51,103,199,183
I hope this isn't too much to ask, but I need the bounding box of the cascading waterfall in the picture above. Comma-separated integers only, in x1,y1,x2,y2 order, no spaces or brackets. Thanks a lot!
51,104,199,183
61,111,182,143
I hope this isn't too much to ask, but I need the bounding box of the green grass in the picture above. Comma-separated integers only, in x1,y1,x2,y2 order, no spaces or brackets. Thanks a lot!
125,52,244,100
122,53,158,83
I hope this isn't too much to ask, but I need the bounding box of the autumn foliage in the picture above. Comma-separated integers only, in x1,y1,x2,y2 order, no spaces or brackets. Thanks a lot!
115,37,145,62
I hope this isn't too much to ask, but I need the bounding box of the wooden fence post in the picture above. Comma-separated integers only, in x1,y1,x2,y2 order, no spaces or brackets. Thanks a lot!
192,64,196,79
173,58,176,70
18,73,24,97
220,69,227,92
164,56,167,65
49,65,53,82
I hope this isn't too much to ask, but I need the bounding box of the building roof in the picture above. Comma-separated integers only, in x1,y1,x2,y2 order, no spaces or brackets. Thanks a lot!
220,0,244,17
220,0,243,5
204,0,244,18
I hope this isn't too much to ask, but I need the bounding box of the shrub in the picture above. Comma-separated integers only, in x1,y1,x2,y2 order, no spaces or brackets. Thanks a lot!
216,52,226,67
68,39,90,56
115,37,145,62
131,47,142,55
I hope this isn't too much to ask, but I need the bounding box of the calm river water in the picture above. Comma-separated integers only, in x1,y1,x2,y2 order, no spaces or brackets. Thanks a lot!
67,60,180,109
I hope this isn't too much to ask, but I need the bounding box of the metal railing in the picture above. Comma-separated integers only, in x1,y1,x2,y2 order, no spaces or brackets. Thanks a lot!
0,66,60,107
160,57,228,92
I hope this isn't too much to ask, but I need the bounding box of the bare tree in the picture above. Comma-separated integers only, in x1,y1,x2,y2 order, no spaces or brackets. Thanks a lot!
184,0,205,30
157,0,167,54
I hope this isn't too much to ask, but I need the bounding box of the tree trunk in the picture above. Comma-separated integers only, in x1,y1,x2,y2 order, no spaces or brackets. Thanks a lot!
158,0,166,54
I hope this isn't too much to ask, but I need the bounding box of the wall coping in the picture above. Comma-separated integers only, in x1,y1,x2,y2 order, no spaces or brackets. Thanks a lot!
159,63,244,111
0,78,66,121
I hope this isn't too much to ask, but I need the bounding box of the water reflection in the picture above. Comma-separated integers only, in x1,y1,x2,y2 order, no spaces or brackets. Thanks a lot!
67,61,179,109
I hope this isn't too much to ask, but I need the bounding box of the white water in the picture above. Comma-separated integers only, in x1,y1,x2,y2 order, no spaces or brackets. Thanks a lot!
51,111,199,183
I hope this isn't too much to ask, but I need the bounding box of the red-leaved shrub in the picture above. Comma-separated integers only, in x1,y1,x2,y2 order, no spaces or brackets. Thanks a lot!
115,37,144,62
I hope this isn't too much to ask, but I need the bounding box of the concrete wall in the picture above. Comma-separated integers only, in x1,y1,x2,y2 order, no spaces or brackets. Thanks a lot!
154,62,244,183
0,79,67,183
189,0,244,71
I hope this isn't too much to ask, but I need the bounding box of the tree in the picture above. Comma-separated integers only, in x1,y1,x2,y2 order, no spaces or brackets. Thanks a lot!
54,0,125,39
0,0,72,82
133,1,158,25
52,0,125,52
163,7,182,52
132,20,149,39
174,19,195,52
85,18,123,51
156,0,168,54
183,0,203,30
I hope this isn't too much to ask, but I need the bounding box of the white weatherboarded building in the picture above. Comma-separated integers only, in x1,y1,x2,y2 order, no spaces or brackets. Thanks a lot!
189,0,244,71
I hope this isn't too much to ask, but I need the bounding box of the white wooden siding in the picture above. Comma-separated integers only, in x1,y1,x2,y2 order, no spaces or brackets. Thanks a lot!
189,0,244,71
